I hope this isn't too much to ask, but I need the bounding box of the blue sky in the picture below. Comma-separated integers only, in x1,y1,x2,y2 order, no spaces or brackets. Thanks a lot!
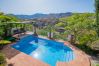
0,0,95,15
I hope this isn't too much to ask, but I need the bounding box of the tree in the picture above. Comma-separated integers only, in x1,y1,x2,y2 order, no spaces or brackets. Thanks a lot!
32,22,38,36
46,18,57,39
0,12,19,37
69,13,95,43
0,12,4,15
47,24,54,39
56,13,96,45
95,0,99,36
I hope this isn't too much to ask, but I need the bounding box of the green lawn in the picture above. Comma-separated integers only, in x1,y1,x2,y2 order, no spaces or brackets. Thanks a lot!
96,64,99,66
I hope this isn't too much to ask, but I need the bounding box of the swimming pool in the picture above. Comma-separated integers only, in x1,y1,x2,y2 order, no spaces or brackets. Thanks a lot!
12,35,75,66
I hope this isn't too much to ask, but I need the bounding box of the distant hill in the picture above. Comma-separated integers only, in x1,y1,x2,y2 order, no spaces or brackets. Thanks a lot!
14,12,72,19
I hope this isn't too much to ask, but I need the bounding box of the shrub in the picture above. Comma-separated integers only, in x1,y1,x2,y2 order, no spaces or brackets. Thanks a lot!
0,53,6,66
0,40,11,49
75,44,94,55
0,40,11,45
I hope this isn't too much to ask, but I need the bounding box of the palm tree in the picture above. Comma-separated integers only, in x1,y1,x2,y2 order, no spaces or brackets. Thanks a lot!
32,22,38,36
47,24,53,39
47,18,58,39
95,0,99,36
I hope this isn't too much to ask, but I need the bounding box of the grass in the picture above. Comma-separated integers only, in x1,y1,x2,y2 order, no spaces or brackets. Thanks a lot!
96,64,99,66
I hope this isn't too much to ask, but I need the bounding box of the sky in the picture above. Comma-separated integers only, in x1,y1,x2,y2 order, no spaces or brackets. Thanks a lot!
0,0,95,15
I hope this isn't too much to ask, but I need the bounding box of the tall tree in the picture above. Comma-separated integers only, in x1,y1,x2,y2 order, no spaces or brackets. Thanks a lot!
95,0,99,36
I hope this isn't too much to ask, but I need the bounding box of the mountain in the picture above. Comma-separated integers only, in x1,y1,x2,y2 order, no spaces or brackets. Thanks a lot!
14,12,72,19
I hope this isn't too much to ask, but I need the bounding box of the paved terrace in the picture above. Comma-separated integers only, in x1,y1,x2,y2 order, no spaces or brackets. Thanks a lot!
1,34,91,66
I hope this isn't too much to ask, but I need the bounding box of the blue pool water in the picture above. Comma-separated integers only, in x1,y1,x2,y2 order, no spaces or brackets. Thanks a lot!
12,35,75,66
